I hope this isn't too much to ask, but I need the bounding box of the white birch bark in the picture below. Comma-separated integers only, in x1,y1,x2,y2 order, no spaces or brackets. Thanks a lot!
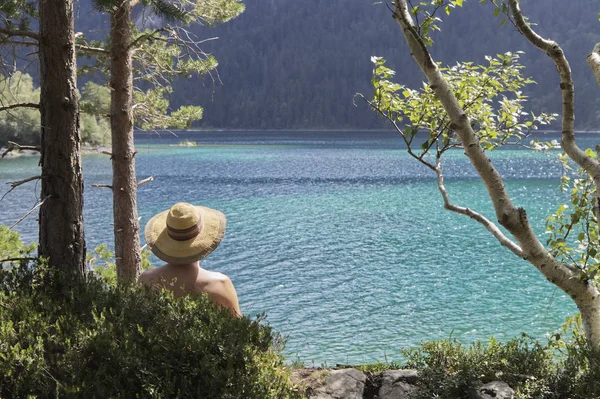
587,44,600,89
392,0,600,347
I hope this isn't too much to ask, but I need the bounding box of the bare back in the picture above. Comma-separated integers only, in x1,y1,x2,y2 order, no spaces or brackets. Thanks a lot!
139,262,242,316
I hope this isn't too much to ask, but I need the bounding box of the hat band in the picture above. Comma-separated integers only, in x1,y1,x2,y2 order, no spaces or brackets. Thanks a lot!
167,221,202,241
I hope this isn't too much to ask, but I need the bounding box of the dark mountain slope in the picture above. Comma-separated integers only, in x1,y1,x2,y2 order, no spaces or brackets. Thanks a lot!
71,1,600,130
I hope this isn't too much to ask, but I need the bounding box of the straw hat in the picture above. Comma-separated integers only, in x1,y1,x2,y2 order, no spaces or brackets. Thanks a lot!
144,202,226,264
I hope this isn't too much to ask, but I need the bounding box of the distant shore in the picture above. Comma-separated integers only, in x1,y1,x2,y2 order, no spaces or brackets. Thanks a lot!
133,128,600,134
0,145,111,158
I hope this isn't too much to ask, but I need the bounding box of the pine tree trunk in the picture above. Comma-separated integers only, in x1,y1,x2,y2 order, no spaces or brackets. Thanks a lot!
110,1,142,283
38,0,85,275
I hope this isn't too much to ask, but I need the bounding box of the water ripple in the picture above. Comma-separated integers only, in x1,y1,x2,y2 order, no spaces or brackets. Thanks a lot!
0,131,589,364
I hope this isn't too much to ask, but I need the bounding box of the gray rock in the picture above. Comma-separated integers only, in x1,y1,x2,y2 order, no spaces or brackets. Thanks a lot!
310,368,366,399
379,370,419,399
472,381,515,399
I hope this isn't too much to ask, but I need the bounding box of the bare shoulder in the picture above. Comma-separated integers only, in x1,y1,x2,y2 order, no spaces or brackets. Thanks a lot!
199,271,241,316
208,271,232,283
201,272,233,292
139,266,160,284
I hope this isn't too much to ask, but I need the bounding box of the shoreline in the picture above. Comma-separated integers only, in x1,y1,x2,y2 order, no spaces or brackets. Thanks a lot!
133,128,600,134
0,145,111,158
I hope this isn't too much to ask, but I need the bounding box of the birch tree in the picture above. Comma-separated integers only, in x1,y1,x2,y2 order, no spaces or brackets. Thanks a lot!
369,0,600,347
85,0,244,283
0,1,85,276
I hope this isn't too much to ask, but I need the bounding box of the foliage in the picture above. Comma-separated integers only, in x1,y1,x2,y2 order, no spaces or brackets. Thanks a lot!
134,86,203,131
0,263,299,398
0,228,298,397
87,243,153,286
0,0,37,29
0,73,110,146
0,225,35,260
79,80,110,117
547,314,600,398
0,72,41,146
543,151,600,284
402,320,600,399
368,52,555,164
76,0,244,134
403,334,554,398
404,0,465,47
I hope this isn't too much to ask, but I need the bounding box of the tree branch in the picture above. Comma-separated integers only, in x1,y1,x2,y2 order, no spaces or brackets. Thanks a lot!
91,184,113,190
2,141,41,158
76,44,109,55
10,196,49,229
0,257,37,264
0,27,39,41
0,39,37,47
128,27,169,51
1,175,42,200
508,0,600,181
435,157,524,258
137,176,154,187
587,43,600,88
0,102,39,112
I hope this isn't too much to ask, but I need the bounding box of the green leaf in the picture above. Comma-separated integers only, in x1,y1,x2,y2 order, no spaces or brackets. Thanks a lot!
585,148,598,159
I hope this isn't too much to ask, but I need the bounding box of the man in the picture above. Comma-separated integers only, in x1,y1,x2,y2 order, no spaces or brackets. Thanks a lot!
139,202,242,316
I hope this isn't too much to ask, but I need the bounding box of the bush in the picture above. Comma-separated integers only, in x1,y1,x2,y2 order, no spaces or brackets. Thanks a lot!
401,321,600,399
546,314,600,398
402,334,555,398
0,225,36,260
0,250,298,397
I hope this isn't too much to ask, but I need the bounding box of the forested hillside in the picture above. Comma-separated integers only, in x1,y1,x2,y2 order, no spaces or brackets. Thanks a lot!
70,0,600,130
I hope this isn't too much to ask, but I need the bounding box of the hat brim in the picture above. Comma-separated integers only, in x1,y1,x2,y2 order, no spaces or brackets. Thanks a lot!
145,206,226,264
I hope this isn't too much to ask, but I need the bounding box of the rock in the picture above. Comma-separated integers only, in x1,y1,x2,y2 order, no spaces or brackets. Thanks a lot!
379,370,419,399
302,368,366,399
472,381,515,399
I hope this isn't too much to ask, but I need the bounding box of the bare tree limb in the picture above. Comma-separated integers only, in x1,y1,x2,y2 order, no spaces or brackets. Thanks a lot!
435,157,524,258
0,28,40,41
137,176,154,187
10,196,49,229
76,44,109,55
587,43,600,88
128,27,169,51
2,141,41,158
1,175,42,200
92,184,113,190
0,102,39,112
0,39,37,47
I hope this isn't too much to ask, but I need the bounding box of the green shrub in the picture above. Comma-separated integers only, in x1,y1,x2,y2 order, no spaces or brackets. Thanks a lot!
401,321,600,399
87,244,153,286
0,225,36,260
545,314,600,398
402,334,555,399
0,256,298,397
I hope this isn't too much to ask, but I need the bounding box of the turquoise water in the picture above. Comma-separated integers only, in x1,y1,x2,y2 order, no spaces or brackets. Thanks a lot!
1,130,597,364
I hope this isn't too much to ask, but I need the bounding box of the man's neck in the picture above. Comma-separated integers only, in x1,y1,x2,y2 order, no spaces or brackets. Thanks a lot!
165,261,200,270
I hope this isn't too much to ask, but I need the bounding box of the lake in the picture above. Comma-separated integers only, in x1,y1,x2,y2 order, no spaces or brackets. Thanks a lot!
0,130,594,365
